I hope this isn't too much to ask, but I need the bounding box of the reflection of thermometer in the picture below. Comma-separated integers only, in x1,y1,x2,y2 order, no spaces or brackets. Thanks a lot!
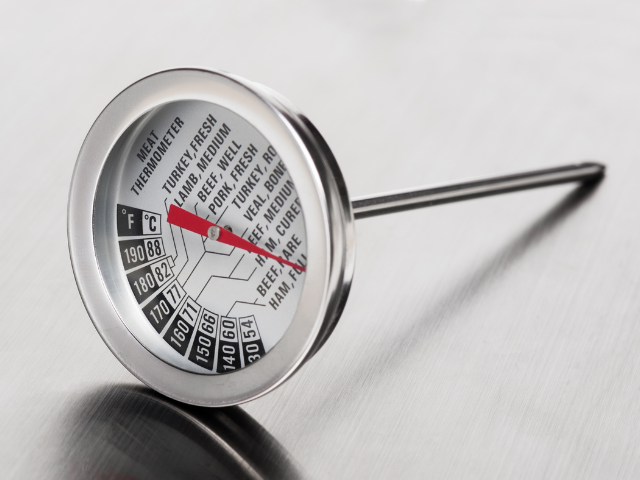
68,69,604,406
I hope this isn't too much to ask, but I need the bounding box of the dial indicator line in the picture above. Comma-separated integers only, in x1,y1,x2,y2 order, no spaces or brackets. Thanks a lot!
197,269,258,302
229,254,245,278
164,198,180,264
227,300,266,316
182,251,206,285
246,267,257,281
175,226,190,277
167,205,306,272
216,205,229,224
195,277,212,301
204,248,236,257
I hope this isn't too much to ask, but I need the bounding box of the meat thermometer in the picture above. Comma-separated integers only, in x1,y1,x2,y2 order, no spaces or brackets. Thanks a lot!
68,68,604,406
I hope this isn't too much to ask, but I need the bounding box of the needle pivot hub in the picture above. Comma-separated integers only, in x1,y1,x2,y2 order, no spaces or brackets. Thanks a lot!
208,225,220,241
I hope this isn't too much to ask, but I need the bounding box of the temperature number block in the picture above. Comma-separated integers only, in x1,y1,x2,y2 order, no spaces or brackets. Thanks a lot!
216,317,241,373
142,281,185,333
239,316,266,365
188,309,218,370
117,204,162,237
126,257,175,303
118,237,166,271
163,297,201,356
162,282,186,309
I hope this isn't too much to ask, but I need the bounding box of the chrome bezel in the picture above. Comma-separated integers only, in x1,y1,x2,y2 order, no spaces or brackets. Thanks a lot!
68,68,355,406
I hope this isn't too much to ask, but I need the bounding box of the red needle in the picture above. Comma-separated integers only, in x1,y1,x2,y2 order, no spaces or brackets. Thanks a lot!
167,204,306,272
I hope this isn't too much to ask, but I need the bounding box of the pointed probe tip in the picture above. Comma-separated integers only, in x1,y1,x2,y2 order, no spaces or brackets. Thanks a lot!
580,161,606,181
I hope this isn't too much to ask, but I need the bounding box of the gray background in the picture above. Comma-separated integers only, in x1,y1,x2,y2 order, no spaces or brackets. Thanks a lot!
1,1,639,478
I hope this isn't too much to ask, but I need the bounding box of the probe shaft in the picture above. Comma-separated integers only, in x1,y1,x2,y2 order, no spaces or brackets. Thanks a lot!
350,162,605,220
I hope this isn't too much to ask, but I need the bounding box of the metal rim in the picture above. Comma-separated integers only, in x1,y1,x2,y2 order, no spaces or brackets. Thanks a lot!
68,68,355,406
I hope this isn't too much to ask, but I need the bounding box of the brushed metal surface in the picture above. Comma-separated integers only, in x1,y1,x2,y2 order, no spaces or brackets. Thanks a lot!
1,1,640,479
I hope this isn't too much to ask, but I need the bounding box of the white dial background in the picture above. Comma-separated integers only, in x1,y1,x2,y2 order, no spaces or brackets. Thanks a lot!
107,100,307,374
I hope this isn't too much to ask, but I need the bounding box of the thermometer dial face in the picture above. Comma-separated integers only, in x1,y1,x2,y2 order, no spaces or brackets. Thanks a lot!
70,68,355,405
97,100,307,374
